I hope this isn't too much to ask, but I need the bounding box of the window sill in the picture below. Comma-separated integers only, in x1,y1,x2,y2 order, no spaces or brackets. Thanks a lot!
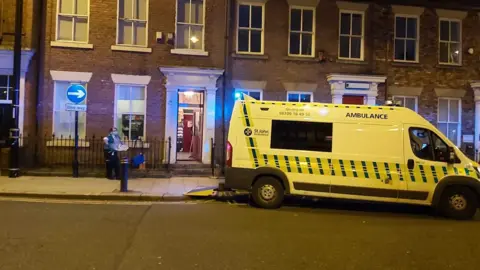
46,140,90,147
51,41,94,49
336,59,368,65
111,45,152,53
170,49,209,56
436,63,463,69
232,53,269,60
284,56,319,62
391,61,421,67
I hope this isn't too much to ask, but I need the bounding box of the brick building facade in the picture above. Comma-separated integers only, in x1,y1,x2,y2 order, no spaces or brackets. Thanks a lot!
3,0,480,172
0,0,40,168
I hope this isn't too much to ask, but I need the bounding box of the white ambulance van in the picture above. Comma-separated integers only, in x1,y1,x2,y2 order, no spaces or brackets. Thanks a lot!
225,95,480,219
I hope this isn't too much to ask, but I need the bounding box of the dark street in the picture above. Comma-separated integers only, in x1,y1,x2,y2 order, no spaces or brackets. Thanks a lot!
0,199,479,270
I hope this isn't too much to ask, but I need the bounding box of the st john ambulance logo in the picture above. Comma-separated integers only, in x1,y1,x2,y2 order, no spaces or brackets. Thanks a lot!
244,128,252,136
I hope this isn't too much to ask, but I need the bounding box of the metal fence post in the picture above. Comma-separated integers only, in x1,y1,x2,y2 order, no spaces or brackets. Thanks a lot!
167,137,171,171
211,138,215,177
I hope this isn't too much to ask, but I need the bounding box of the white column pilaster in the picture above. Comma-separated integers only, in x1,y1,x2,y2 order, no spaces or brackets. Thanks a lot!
474,90,480,155
202,88,217,164
164,87,178,164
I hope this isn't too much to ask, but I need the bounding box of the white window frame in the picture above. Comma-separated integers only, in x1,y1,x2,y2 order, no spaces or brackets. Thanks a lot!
438,18,462,66
338,10,365,61
236,2,265,55
174,0,207,52
235,89,263,100
437,97,461,146
115,0,149,48
287,91,313,103
113,84,147,140
394,14,420,63
288,6,315,58
392,95,418,112
0,75,12,104
52,81,88,139
55,0,91,44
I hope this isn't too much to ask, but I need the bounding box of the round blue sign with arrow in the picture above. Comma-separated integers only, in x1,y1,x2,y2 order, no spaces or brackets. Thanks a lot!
66,84,87,104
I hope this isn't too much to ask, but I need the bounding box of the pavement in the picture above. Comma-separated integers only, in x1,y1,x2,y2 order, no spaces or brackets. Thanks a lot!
0,200,479,270
0,176,221,201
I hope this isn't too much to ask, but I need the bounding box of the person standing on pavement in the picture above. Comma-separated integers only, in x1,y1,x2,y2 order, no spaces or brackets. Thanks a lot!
103,127,121,180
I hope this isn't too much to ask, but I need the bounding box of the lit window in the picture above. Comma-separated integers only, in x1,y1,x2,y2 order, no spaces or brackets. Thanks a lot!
235,90,262,100
237,3,264,54
289,7,315,57
394,15,419,62
339,11,364,60
115,85,146,140
287,92,313,102
176,0,205,50
0,75,13,103
393,96,417,112
56,0,90,42
439,19,461,65
117,0,148,46
437,98,461,146
53,82,87,138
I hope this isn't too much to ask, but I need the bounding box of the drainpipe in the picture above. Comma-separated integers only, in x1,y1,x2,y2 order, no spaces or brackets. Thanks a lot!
34,0,46,164
221,0,231,173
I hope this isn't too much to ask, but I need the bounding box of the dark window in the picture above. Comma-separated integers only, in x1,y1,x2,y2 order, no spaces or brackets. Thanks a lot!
339,12,363,59
409,127,456,162
237,4,263,53
0,75,12,101
271,120,332,152
394,16,418,61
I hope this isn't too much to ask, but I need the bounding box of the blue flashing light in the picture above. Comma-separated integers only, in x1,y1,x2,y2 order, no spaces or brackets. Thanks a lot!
234,92,242,100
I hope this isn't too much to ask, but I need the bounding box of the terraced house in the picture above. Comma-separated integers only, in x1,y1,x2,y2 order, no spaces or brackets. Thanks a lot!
2,0,480,175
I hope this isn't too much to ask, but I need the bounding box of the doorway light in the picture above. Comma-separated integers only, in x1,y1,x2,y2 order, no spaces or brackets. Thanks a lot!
184,91,194,97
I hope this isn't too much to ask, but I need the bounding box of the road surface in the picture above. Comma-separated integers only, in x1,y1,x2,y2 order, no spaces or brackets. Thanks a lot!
0,198,479,270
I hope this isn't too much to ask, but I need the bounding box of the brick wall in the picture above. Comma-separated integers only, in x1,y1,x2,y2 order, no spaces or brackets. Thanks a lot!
39,0,227,139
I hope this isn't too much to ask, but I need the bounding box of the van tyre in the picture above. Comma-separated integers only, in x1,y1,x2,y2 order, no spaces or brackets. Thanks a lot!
438,186,478,220
251,176,284,209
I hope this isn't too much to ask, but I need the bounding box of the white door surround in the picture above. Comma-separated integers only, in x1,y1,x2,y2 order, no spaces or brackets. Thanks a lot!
0,49,35,137
327,73,387,105
471,81,480,154
159,66,224,164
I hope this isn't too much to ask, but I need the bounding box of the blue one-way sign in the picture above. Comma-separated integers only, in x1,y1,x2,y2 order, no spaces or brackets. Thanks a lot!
67,84,87,104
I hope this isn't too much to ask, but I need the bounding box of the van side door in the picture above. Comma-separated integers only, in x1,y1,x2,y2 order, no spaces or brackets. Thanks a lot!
402,126,456,204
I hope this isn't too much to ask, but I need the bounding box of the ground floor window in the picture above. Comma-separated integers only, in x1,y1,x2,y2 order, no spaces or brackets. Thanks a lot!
235,89,262,100
53,81,87,138
115,84,146,140
0,75,13,103
287,91,312,102
437,98,461,146
393,96,417,112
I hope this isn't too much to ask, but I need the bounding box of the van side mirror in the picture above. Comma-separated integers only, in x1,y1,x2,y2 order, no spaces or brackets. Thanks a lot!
447,147,455,163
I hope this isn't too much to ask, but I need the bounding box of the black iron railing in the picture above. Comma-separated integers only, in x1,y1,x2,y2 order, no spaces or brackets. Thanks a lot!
8,135,169,171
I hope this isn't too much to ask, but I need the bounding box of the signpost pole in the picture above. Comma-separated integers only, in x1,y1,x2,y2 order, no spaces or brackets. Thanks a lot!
73,111,79,178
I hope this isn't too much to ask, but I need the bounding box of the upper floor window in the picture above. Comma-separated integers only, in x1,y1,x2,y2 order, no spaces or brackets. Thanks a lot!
438,98,461,146
117,0,148,47
287,91,312,102
56,0,89,42
176,0,205,50
393,96,417,112
0,75,12,103
237,3,264,54
289,7,315,57
339,11,364,60
439,19,461,65
394,15,419,62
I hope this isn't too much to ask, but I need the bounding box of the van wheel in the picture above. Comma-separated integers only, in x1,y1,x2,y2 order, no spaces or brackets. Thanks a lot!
438,186,478,220
251,176,284,209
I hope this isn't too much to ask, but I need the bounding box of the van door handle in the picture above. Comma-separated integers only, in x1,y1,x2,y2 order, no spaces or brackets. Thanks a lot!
407,159,415,170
